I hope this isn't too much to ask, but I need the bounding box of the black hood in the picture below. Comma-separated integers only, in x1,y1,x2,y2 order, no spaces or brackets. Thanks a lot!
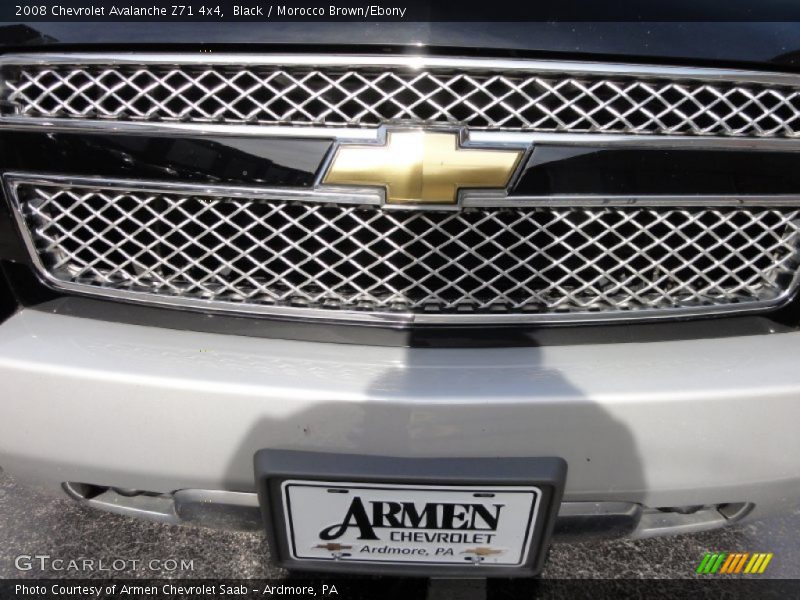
1,21,800,71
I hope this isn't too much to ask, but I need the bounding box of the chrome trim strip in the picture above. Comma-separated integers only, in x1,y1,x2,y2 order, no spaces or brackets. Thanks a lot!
460,193,800,208
10,171,800,209
468,131,800,152
0,116,383,141
6,172,800,327
4,114,800,152
2,53,799,86
3,172,384,205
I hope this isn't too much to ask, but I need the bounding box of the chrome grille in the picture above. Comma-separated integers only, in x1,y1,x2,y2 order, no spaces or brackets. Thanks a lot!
12,180,800,322
5,59,800,137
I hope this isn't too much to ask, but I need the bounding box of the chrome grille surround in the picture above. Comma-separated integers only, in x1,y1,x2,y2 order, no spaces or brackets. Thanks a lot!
3,54,800,137
8,175,800,324
6,54,800,325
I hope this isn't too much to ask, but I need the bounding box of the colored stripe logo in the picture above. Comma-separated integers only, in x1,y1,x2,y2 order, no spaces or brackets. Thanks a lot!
696,552,773,574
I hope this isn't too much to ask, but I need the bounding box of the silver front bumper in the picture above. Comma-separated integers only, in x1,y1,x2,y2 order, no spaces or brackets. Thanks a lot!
0,309,798,530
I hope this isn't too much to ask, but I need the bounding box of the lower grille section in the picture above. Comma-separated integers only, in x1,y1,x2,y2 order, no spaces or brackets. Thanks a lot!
10,177,800,323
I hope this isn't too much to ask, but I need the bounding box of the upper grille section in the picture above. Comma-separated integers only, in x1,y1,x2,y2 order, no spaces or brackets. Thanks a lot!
9,177,800,324
4,55,800,137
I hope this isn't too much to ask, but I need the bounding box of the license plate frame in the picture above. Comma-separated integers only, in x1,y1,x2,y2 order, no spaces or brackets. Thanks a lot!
255,450,566,577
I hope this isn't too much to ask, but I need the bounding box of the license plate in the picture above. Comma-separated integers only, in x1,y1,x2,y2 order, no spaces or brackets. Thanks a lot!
281,480,542,566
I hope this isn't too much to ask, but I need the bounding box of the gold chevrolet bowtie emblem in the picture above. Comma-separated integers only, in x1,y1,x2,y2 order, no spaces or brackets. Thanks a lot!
322,131,523,205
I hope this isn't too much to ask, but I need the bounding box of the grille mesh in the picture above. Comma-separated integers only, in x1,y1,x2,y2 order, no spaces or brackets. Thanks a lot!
15,183,800,318
6,63,800,136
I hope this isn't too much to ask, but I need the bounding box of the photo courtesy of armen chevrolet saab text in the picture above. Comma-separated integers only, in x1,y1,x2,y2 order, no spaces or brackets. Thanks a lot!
0,3,799,580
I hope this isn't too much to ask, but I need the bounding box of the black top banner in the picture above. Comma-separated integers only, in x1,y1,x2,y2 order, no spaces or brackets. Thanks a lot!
4,0,800,22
